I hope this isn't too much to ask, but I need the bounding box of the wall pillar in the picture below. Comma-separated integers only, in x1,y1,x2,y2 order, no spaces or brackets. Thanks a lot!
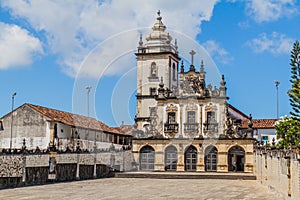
217,152,228,172
197,152,205,172
154,151,164,171
177,152,185,171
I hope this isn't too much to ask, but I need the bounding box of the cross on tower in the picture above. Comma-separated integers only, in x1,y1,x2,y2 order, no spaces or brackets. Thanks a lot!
189,50,196,65
157,10,161,17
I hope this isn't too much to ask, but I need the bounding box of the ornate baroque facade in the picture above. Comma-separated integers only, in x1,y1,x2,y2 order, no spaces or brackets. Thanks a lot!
132,11,255,173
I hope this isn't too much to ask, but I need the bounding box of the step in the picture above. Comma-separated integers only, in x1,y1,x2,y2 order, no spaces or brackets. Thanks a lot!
115,172,256,180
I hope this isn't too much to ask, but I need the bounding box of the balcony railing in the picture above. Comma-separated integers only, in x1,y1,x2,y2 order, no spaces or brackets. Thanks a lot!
203,121,218,133
184,123,199,133
164,123,179,133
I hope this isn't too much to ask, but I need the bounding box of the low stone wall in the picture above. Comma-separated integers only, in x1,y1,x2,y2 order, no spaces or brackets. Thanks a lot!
0,150,135,189
255,148,300,200
0,155,23,177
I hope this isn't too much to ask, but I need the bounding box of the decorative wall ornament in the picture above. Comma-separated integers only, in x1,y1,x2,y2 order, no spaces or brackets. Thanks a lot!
186,103,197,111
205,103,217,112
224,106,243,138
166,104,178,112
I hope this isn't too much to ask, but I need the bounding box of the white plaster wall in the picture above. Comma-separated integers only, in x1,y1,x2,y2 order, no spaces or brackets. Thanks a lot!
0,105,50,150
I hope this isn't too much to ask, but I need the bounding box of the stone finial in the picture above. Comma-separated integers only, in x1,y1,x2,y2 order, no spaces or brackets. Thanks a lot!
22,138,26,151
220,74,226,86
157,10,162,20
180,61,184,73
157,76,166,99
159,76,164,88
219,74,227,97
175,39,178,50
248,114,253,128
200,59,205,72
139,34,143,47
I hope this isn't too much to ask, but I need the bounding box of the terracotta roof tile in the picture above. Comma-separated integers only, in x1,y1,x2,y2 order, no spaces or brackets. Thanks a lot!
25,103,125,135
241,119,277,129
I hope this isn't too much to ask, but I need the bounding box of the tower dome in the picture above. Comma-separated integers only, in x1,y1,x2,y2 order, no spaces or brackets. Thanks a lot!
141,11,178,54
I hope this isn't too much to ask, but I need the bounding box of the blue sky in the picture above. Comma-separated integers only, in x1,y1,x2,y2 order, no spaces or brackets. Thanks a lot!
0,0,299,126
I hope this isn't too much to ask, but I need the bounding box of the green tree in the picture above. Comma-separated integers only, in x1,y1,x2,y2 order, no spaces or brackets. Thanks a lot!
275,116,300,148
288,40,300,119
275,41,300,148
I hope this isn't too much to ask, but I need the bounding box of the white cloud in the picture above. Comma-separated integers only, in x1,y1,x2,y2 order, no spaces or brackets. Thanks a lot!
246,32,294,54
1,0,219,78
202,40,233,64
0,22,43,69
246,0,298,23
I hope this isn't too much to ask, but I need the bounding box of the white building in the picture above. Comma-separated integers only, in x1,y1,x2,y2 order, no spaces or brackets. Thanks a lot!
0,103,132,151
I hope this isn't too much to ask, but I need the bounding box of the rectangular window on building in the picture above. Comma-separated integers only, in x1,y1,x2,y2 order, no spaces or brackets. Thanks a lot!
168,112,176,124
187,111,195,124
207,111,215,123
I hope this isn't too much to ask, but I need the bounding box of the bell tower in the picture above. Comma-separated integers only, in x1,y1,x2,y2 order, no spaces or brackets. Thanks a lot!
135,11,180,130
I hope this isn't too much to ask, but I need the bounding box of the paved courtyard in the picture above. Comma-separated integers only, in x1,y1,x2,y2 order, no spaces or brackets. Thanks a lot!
0,178,283,200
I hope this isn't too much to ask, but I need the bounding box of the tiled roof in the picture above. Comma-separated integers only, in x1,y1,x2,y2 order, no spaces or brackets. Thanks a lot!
241,119,277,129
25,103,126,135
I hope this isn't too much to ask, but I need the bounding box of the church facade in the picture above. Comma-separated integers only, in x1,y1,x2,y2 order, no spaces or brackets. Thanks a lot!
131,12,255,173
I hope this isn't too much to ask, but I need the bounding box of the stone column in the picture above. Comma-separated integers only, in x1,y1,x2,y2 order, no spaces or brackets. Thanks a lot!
49,151,57,180
21,138,27,184
93,152,97,178
76,153,80,180
197,144,205,172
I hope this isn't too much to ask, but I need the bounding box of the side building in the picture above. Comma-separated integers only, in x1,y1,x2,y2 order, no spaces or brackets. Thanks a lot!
0,103,132,151
131,12,255,173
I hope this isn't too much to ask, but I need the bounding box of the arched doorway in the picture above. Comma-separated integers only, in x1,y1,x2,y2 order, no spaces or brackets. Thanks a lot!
165,146,178,171
185,145,197,171
205,146,218,172
140,146,155,171
228,146,245,172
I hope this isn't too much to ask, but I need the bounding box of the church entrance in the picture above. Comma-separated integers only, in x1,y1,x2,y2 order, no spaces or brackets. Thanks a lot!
184,145,197,171
165,146,177,171
228,146,245,172
205,146,218,172
140,146,155,171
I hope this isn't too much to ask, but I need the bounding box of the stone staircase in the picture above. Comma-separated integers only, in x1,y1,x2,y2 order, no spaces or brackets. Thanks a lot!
115,171,256,180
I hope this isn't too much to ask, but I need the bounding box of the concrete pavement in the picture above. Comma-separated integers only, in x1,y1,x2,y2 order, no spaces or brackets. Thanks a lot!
0,178,284,200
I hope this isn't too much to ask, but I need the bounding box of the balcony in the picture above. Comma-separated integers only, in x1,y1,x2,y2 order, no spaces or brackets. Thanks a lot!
184,123,199,133
164,123,179,133
203,121,218,133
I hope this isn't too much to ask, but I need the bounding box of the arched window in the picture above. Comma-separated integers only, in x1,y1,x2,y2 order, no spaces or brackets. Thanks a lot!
205,146,218,171
185,145,197,171
150,62,157,77
165,146,178,171
140,146,155,171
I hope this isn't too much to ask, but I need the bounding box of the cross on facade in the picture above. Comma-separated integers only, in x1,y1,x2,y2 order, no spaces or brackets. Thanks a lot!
189,50,196,65
157,10,161,16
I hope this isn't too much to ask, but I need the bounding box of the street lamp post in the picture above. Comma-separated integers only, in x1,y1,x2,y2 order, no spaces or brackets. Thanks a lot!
10,92,17,150
86,86,92,117
85,86,97,177
275,80,280,119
